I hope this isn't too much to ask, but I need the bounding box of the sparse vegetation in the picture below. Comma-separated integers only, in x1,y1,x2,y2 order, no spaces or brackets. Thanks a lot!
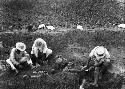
0,0,125,89
0,0,124,30
0,28,125,89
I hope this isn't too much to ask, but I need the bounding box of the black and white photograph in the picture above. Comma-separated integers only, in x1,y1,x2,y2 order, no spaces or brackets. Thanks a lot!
0,0,125,89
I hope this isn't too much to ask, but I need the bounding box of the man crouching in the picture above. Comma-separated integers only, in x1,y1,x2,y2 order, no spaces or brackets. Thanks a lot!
6,42,32,74
30,38,53,66
84,46,111,87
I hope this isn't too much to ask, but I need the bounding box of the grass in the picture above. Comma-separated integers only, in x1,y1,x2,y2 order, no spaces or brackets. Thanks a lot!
0,27,125,89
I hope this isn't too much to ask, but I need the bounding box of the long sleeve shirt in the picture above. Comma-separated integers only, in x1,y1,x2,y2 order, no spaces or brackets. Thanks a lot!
9,48,28,64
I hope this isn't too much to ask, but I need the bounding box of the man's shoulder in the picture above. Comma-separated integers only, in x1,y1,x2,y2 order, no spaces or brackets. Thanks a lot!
11,47,16,52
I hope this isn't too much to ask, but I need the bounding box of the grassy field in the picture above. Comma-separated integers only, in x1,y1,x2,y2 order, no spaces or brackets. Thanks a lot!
0,27,125,89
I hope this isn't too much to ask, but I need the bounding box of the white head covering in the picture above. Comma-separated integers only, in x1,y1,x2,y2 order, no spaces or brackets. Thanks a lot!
89,46,106,60
95,46,105,58
33,38,48,53
89,46,111,62
16,42,26,51
93,46,105,60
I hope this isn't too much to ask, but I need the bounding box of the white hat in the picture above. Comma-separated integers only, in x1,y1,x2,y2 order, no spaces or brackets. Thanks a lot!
16,42,26,51
34,38,47,52
35,38,45,47
95,46,105,58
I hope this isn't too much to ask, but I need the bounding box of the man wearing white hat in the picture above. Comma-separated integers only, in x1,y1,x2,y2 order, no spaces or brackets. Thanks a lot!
31,38,54,66
6,42,32,74
84,46,111,86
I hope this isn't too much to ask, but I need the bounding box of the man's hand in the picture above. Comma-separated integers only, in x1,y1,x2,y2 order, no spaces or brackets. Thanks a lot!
11,59,19,65
94,60,103,67
81,66,87,70
14,62,19,65
106,58,110,62
20,57,28,62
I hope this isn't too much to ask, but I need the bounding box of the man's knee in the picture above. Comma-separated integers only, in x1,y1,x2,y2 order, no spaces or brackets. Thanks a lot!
6,59,13,65
6,59,16,70
46,49,52,57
